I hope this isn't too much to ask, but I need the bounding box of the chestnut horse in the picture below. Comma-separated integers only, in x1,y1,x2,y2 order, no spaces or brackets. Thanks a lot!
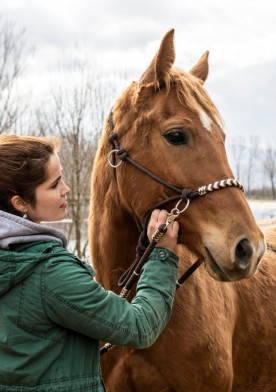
89,29,276,391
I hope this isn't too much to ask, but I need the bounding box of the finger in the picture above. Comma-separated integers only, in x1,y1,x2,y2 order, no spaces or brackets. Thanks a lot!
170,221,179,235
150,209,161,222
147,209,161,237
166,220,179,236
157,209,168,224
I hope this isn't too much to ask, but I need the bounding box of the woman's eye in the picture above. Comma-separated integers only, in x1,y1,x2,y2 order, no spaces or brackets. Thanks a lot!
51,182,59,189
164,128,189,145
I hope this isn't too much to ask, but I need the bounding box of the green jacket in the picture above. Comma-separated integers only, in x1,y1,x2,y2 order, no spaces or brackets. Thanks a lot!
0,240,178,391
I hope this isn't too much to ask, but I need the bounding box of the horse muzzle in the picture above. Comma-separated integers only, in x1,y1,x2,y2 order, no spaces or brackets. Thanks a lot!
204,236,266,282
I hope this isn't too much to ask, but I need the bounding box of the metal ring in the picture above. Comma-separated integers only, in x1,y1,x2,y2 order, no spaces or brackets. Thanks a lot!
107,150,123,168
175,198,190,214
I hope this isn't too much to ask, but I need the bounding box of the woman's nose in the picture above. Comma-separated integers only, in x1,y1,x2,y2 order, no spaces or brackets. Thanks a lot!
61,180,70,195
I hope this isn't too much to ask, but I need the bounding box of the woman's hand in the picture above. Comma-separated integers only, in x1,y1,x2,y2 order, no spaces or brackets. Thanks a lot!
147,209,179,253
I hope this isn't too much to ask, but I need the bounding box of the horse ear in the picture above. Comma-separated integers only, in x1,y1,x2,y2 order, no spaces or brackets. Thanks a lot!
189,51,209,82
138,29,175,88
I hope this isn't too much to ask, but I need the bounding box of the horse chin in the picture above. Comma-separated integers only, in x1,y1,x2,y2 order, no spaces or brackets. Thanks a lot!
204,247,255,282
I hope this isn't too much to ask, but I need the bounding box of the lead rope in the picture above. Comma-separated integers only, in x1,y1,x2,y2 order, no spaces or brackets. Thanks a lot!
100,201,189,355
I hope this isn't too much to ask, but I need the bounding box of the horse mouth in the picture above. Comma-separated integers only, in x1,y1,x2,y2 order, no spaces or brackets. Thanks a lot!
205,247,231,282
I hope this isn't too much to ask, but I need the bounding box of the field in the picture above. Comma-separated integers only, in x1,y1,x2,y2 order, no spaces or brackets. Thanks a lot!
248,200,276,220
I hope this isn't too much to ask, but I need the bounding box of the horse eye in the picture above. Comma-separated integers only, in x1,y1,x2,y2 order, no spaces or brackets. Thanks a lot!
164,128,189,145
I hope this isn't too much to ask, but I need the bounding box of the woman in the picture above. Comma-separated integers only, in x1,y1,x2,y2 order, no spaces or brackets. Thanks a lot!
0,135,179,391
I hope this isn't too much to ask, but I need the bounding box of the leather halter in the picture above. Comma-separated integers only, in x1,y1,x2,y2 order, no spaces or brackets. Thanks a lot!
107,109,244,283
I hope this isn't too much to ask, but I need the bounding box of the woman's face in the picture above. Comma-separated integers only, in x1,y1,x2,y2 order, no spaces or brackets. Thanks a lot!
25,153,70,223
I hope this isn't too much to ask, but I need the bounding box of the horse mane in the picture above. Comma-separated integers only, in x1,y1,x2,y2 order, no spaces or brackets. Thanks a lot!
169,68,224,127
112,66,223,135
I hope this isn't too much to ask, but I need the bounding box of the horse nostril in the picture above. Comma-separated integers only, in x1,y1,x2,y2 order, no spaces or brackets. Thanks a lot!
235,239,253,270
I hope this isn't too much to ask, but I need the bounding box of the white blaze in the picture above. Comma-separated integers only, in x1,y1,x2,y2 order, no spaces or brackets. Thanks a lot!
199,110,212,132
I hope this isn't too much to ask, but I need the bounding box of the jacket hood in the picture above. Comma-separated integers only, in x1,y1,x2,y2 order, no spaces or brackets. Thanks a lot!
0,210,67,250
0,210,67,296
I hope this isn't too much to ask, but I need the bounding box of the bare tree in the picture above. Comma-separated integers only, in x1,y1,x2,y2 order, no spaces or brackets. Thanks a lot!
230,137,246,182
27,50,134,256
52,64,97,257
0,18,28,133
246,136,260,193
37,59,121,257
263,144,276,199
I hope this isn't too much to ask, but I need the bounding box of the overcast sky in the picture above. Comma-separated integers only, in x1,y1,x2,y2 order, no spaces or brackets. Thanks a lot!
0,0,275,147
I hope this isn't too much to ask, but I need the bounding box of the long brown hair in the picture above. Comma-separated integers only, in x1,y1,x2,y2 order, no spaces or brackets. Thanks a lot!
0,134,60,215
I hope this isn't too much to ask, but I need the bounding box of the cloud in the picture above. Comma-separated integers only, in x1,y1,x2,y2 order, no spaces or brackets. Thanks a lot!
210,59,276,145
0,0,275,145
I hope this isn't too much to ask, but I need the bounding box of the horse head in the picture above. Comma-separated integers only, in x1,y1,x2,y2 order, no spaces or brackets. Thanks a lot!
91,29,266,283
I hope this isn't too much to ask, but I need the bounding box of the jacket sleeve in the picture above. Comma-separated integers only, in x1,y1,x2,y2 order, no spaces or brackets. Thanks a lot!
42,247,178,348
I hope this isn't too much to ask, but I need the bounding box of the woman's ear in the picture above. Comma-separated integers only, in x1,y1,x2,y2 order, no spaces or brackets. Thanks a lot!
10,195,28,214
